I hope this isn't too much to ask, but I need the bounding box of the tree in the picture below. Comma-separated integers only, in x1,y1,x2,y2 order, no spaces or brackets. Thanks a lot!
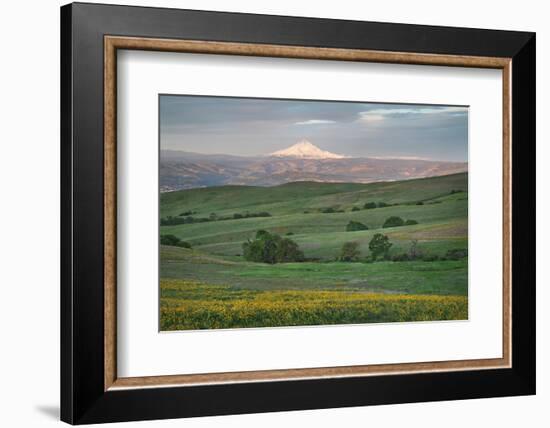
339,241,361,262
363,202,377,209
408,239,422,259
346,220,369,232
369,233,392,260
382,216,405,228
255,230,270,239
276,238,304,262
242,239,265,263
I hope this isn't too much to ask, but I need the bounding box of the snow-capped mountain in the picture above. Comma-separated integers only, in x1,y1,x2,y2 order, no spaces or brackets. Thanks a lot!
161,147,468,191
270,140,347,159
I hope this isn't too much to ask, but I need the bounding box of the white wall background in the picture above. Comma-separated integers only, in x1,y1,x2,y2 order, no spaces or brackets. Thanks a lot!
0,0,546,426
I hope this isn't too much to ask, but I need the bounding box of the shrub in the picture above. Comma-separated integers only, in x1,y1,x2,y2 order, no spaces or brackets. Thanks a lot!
160,234,192,248
160,215,188,225
392,253,410,262
445,248,468,260
242,231,304,264
160,234,180,246
382,216,405,228
229,211,271,220
422,254,440,262
363,202,377,209
321,207,336,213
377,202,389,208
416,201,424,206
351,206,361,211
286,231,294,236
404,219,418,225
369,233,392,260
346,220,368,232
339,242,361,262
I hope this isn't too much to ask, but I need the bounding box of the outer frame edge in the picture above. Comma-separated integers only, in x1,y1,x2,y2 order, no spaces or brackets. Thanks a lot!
60,3,75,425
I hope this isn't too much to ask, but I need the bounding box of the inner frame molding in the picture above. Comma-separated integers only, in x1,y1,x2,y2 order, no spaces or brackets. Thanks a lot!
104,35,512,391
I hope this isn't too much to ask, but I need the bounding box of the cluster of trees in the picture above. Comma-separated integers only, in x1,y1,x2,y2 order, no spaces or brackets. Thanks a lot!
339,233,392,262
363,201,389,209
345,217,418,232
161,215,210,226
319,207,345,214
340,236,469,263
242,230,304,264
390,242,467,262
239,228,467,264
390,239,422,261
323,190,464,214
160,234,192,248
230,211,271,220
382,216,418,228
160,211,271,226
322,201,393,213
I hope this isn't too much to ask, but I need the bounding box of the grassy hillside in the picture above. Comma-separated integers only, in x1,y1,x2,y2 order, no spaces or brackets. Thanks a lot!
161,246,467,295
161,173,467,261
160,172,467,217
159,173,468,330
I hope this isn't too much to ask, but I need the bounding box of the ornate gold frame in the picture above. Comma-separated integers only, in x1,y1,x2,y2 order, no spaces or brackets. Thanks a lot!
104,36,512,391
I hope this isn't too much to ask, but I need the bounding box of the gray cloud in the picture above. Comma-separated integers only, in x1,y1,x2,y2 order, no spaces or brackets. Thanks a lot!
294,119,337,125
160,95,468,162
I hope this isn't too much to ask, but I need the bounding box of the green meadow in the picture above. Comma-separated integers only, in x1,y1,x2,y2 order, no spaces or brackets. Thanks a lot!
159,172,469,330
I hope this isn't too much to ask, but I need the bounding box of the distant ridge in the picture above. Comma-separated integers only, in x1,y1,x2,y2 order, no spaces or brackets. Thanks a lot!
160,144,468,192
270,140,347,159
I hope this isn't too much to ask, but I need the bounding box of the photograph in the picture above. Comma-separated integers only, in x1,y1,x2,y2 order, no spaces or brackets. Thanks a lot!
159,95,469,331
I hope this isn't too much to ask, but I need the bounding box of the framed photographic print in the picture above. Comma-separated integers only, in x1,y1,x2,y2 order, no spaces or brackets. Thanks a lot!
61,2,535,424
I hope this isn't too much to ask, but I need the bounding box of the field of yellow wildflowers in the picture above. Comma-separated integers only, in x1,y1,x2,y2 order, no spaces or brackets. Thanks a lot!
160,279,468,331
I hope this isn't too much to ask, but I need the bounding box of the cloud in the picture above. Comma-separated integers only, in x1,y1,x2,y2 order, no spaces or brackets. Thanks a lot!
294,119,336,125
357,106,467,123
357,114,385,122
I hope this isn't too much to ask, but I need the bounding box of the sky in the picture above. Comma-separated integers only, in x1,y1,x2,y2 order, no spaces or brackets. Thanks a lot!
160,95,468,162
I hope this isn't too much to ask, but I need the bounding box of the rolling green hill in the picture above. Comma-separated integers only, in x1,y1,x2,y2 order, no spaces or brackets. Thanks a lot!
160,173,467,261
160,172,467,218
159,173,468,330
